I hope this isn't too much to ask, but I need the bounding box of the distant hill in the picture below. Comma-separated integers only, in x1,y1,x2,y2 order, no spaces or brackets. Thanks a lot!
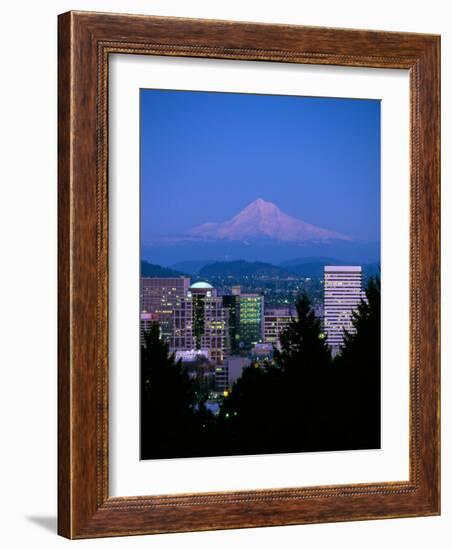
282,258,380,279
281,258,344,278
170,260,209,275
142,239,381,267
141,261,187,278
141,258,379,281
281,256,342,267
199,260,292,278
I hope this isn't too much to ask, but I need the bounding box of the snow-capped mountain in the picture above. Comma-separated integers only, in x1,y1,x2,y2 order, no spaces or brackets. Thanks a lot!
187,198,351,242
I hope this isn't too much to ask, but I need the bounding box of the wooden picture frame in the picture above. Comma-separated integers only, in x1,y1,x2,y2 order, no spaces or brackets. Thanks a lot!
58,11,440,539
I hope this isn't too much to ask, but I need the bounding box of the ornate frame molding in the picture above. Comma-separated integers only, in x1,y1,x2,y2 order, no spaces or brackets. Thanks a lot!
58,11,440,538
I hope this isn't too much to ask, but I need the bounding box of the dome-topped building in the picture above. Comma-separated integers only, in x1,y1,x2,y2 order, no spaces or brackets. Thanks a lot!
173,280,229,365
189,281,213,290
188,281,216,297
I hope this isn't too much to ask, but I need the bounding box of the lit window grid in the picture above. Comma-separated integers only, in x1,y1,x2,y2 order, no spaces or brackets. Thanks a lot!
324,267,364,349
171,293,231,364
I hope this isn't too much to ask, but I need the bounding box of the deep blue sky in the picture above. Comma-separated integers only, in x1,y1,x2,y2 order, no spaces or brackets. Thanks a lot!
140,89,380,242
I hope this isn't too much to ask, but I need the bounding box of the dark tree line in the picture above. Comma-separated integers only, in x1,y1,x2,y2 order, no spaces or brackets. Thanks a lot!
141,277,381,459
332,276,381,449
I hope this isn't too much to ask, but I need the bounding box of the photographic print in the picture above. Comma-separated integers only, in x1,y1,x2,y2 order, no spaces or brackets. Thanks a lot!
140,89,381,460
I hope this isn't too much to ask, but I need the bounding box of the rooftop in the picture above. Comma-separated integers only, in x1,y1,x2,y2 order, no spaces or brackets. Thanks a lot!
324,265,362,272
189,281,213,289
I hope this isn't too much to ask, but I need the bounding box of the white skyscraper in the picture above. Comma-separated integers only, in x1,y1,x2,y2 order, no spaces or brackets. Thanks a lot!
323,266,366,353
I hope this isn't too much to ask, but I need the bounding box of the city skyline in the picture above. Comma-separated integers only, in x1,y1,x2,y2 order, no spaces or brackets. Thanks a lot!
140,265,367,400
140,265,365,359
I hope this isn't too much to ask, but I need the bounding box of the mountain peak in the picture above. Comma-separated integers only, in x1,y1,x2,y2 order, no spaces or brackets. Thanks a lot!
247,197,278,209
187,199,351,243
240,198,280,217
250,197,272,207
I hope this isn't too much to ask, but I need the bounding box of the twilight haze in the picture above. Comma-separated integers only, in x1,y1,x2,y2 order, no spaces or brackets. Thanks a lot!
140,89,380,265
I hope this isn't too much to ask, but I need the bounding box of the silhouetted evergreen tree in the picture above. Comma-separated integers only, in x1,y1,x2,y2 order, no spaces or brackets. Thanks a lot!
334,276,381,449
140,322,200,459
219,360,285,455
274,293,331,373
219,294,336,454
273,293,335,450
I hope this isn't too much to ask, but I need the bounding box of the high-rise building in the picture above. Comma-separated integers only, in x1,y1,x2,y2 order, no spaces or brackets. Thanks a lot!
323,266,366,353
264,307,294,349
140,277,190,341
222,294,240,353
236,289,264,351
140,311,159,346
172,282,230,364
